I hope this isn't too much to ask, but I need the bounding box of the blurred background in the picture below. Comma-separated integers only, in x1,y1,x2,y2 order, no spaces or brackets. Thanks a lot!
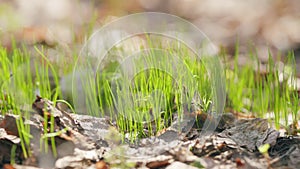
0,0,300,72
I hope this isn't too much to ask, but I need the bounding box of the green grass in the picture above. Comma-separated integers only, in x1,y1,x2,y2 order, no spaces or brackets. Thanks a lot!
0,36,299,160
0,45,61,158
225,47,300,130
91,40,214,142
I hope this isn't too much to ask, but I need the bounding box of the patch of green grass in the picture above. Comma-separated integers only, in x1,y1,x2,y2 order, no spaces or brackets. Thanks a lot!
0,45,62,158
0,34,299,160
225,47,299,130
97,47,202,142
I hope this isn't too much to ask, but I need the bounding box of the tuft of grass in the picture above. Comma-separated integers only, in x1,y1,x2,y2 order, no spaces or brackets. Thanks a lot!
224,46,299,130
0,45,62,158
99,42,210,142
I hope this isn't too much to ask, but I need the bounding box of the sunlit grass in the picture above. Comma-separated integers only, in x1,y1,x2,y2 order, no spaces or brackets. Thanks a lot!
225,47,300,130
0,45,61,159
0,36,299,160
